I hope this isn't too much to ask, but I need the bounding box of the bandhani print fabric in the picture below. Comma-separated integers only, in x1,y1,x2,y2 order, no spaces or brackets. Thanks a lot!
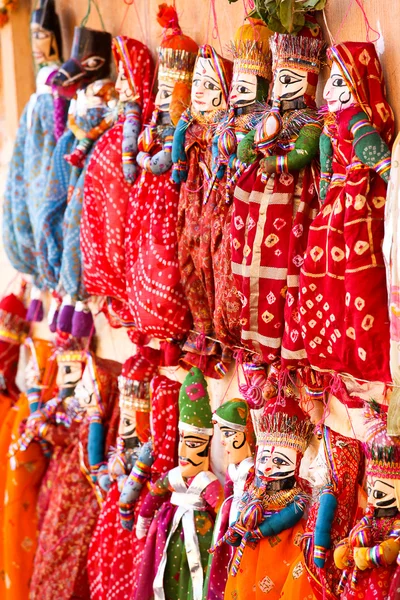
125,111,192,339
82,37,154,324
232,152,320,367
299,42,394,383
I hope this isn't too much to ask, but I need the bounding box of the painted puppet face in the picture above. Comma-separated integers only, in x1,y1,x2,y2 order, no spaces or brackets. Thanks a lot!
272,66,308,102
56,359,84,399
31,23,59,67
323,62,356,113
178,429,210,478
229,71,257,108
256,444,297,481
219,425,252,465
115,60,134,103
191,57,226,113
74,365,99,416
155,76,174,111
118,406,137,440
367,476,397,510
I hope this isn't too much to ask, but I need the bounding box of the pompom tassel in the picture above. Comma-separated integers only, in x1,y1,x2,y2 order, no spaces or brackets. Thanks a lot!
57,296,75,334
26,287,44,322
71,301,95,338
47,295,61,333
26,298,44,322
156,3,180,30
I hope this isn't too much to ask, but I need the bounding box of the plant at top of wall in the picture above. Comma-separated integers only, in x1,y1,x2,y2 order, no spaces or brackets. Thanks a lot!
0,0,17,27
227,0,326,34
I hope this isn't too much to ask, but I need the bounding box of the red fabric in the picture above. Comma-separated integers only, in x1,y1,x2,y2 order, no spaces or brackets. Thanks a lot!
299,104,391,382
87,481,147,600
177,124,215,336
125,141,192,339
302,428,364,600
81,39,153,325
329,42,394,146
231,158,319,367
30,420,100,600
150,375,180,476
82,120,132,311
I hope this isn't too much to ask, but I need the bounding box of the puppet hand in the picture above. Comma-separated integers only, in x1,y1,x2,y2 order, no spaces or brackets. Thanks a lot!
354,547,371,571
334,539,352,569
136,515,152,540
226,532,242,547
123,162,138,184
98,473,112,492
136,151,148,169
381,538,400,565
138,440,154,466
259,157,275,175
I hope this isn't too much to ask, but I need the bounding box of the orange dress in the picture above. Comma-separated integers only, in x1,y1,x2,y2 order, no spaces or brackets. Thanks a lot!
2,393,48,600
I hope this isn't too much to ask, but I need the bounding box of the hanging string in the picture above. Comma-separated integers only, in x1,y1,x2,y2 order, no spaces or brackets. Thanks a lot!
334,0,380,44
355,0,380,42
118,0,133,35
81,0,106,31
209,0,223,56
322,8,335,46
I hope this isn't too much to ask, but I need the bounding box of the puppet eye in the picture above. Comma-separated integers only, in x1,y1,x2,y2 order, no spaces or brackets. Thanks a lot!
272,457,290,467
279,73,302,86
204,81,219,91
81,56,106,71
185,440,203,448
373,490,386,500
332,76,346,87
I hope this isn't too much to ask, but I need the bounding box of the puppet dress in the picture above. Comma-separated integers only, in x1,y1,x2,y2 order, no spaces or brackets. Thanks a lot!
87,444,147,600
125,120,191,339
134,467,223,600
37,99,111,295
301,429,363,600
205,458,254,600
231,110,321,368
82,113,137,324
300,105,392,382
225,486,308,600
30,416,108,600
176,118,228,372
3,66,61,283
339,514,400,600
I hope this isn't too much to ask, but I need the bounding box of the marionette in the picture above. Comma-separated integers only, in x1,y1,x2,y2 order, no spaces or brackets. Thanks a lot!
81,36,154,328
206,398,255,600
302,426,364,599
36,26,114,336
206,17,272,355
172,44,233,376
0,338,57,600
0,288,29,406
88,352,180,600
333,404,400,600
299,42,394,384
124,4,196,339
231,28,324,370
134,367,223,600
219,396,314,600
30,353,120,600
2,0,66,319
